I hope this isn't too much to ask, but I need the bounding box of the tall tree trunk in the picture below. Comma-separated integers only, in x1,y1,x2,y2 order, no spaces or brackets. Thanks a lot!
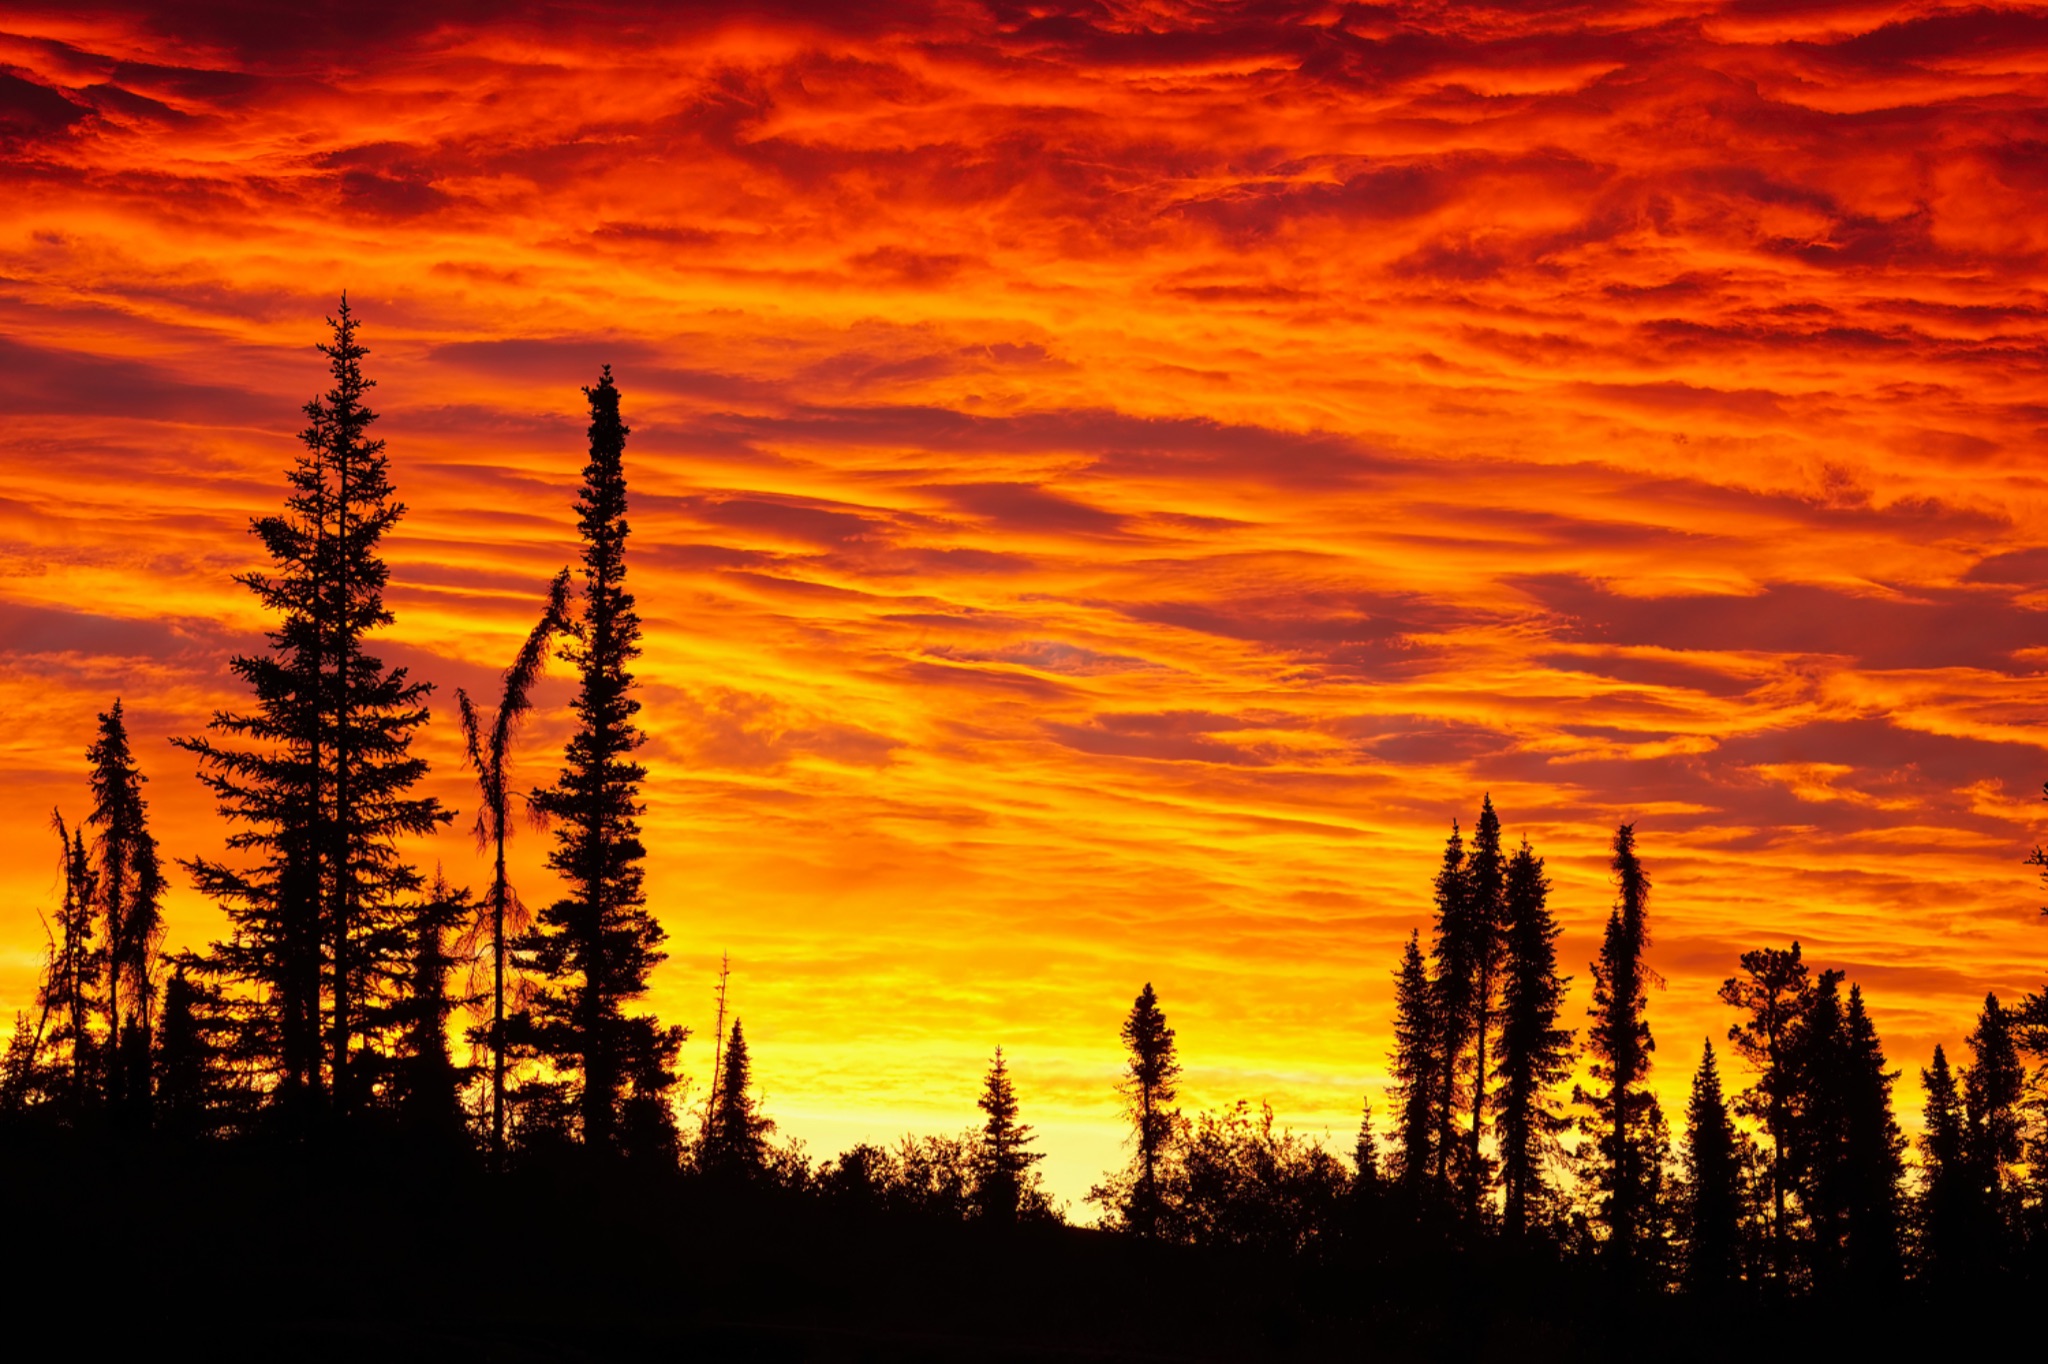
493,834,508,1167
1469,973,1489,1216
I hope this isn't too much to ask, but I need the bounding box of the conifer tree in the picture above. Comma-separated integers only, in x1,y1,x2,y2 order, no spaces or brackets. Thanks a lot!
385,873,470,1151
1116,982,1180,1237
1427,821,1471,1191
1718,942,1811,1286
1837,984,1905,1292
1354,1097,1383,1200
517,368,680,1154
1916,1044,1969,1283
154,957,238,1143
86,699,164,1120
1787,969,1850,1288
1389,929,1440,1198
4,821,96,1123
180,298,449,1127
976,1047,1043,1223
456,568,573,1166
44,813,102,1119
1349,1098,1387,1250
1460,796,1507,1214
1,1012,45,1120
1681,1041,1742,1296
1576,822,1656,1280
1495,836,1572,1239
1962,993,2024,1254
702,1019,769,1176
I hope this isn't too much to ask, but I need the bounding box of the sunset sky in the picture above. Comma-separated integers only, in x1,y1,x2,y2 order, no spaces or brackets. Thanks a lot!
4,0,2048,1205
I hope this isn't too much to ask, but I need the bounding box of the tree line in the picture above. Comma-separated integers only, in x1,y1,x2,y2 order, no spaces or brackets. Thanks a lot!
3,303,2047,1310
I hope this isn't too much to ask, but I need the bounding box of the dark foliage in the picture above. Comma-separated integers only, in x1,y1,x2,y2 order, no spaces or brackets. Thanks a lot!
1575,823,1660,1280
86,699,165,1124
515,367,683,1155
1679,1041,1743,1297
176,297,450,1132
975,1047,1046,1224
1495,836,1572,1240
1718,942,1811,1287
701,1019,769,1179
1095,981,1180,1236
1388,928,1439,1203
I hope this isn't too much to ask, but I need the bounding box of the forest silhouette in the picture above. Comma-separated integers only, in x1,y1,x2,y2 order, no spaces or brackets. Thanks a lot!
5,304,2047,1360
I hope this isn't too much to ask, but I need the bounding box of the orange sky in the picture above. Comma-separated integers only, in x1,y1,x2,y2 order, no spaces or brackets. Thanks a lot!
3,1,2048,1206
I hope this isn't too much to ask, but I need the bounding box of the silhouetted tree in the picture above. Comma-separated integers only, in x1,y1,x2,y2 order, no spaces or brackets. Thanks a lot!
1576,822,1657,1282
1495,836,1572,1240
1962,992,2024,1263
1160,1101,1350,1256
1836,984,1905,1293
85,699,164,1122
1427,821,1471,1195
1718,942,1811,1287
1350,1098,1386,1248
1354,1098,1383,1200
616,1012,685,1166
384,873,471,1153
1680,1040,1742,1297
0,1012,43,1120
975,1047,1042,1223
44,813,102,1120
1916,1044,1970,1284
892,1133,982,1219
1786,969,1850,1290
180,298,450,1128
1388,929,1440,1199
702,1019,769,1177
1114,982,1179,1236
1459,795,1507,1216
517,367,680,1155
455,567,573,1166
0,829,93,1124
154,957,240,1143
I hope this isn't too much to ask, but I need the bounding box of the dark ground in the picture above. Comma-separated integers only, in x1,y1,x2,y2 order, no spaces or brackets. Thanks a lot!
0,1140,1960,1361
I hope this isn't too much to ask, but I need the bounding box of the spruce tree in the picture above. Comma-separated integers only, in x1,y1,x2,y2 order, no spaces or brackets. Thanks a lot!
179,297,450,1127
456,567,573,1166
1116,982,1180,1237
1427,821,1471,1192
1389,929,1440,1199
1,1012,46,1120
1494,836,1572,1240
44,814,102,1120
702,1019,769,1177
154,957,238,1143
384,873,470,1152
1718,942,1811,1286
517,368,680,1154
1962,993,2024,1258
976,1047,1043,1223
1460,795,1507,1215
1354,1098,1383,1200
8,817,102,1124
1576,822,1656,1280
1681,1040,1742,1296
1916,1043,1969,1283
1787,970,1851,1289
1838,985,1905,1293
85,699,164,1121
